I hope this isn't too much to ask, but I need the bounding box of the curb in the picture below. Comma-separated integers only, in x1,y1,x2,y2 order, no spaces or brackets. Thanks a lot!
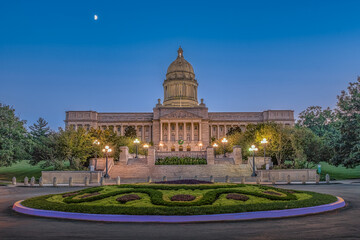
12,197,345,223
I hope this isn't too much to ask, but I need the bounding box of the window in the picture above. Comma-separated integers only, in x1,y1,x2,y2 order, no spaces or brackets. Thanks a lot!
179,146,183,151
187,146,191,151
171,146,175,152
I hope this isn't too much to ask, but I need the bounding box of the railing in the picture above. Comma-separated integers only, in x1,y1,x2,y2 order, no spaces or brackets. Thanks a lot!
156,151,206,159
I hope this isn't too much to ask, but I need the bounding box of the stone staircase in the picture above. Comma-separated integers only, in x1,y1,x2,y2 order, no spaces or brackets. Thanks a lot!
109,162,252,180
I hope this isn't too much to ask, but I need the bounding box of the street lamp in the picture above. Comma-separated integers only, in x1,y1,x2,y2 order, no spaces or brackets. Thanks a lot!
249,145,258,177
213,143,218,158
134,138,140,158
198,142,203,151
143,143,149,156
93,139,100,170
102,145,112,179
221,137,228,158
261,138,268,161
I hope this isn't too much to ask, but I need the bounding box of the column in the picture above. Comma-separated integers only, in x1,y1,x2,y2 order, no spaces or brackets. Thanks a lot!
199,121,202,141
175,122,179,141
160,121,163,141
210,124,213,138
217,124,220,139
191,121,194,141
168,121,171,142
141,125,145,141
184,122,187,141
225,125,227,136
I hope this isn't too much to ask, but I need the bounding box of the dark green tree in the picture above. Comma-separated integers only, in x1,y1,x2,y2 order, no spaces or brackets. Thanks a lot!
297,106,337,137
290,126,323,168
29,118,55,167
332,77,360,168
0,103,30,167
124,126,137,138
226,126,242,136
29,117,51,138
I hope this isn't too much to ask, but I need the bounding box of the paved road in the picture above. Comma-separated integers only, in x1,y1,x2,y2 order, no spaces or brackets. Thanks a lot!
0,182,359,240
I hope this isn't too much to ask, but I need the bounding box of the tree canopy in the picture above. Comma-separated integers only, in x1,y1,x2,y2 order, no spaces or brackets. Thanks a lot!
0,103,30,167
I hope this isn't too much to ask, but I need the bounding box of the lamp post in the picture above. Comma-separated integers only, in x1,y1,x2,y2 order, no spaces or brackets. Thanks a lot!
134,138,140,158
261,138,268,161
159,142,164,151
143,143,149,156
93,139,100,170
221,137,228,158
249,145,258,177
102,145,112,179
213,143,218,158
198,142,203,151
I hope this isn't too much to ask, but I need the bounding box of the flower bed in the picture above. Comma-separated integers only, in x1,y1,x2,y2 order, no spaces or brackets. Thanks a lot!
155,156,207,165
116,194,141,203
20,184,338,216
170,194,196,201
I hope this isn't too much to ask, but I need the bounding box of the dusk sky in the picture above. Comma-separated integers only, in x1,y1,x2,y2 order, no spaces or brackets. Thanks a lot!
1,0,360,129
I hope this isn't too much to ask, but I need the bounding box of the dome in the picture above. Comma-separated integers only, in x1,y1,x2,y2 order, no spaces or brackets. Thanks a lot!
162,47,199,107
166,47,194,77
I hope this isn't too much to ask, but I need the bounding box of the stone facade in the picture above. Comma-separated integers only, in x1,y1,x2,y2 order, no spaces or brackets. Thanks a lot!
65,47,295,151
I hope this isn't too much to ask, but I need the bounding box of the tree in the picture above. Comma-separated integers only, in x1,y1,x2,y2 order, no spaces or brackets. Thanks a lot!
29,117,51,139
226,126,242,136
57,127,93,169
28,118,59,168
297,106,336,137
29,132,64,169
124,126,137,138
0,103,30,167
331,77,360,168
290,126,323,168
254,123,293,166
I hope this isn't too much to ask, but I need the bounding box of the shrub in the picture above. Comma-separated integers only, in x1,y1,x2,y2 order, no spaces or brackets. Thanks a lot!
154,179,213,184
22,184,338,216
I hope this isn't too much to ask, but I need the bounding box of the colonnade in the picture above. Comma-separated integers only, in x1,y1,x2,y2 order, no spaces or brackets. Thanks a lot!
160,120,201,143
209,124,246,139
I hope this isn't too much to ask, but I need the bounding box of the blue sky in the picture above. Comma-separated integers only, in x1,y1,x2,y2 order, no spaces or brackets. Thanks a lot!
1,0,360,129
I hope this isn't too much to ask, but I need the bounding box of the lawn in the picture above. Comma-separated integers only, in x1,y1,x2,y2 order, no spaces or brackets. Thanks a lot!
0,160,53,182
22,183,337,215
315,162,360,180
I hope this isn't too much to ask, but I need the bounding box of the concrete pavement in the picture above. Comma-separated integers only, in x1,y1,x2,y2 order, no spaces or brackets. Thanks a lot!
0,181,359,239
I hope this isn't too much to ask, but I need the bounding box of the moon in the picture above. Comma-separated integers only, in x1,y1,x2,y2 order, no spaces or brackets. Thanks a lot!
94,15,98,20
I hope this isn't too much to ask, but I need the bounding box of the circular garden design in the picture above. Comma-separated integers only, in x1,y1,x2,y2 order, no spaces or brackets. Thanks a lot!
19,181,340,217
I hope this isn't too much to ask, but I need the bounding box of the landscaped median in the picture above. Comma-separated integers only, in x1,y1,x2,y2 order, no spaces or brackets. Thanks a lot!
13,183,345,223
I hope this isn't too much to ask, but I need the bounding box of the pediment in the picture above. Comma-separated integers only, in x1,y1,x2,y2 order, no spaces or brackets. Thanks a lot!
161,110,201,119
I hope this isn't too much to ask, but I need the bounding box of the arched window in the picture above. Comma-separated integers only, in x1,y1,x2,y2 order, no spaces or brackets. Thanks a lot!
186,145,191,151
179,146,183,151
171,145,175,152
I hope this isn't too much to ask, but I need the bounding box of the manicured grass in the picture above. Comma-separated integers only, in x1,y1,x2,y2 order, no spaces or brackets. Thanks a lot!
0,160,54,182
315,162,360,180
21,184,337,215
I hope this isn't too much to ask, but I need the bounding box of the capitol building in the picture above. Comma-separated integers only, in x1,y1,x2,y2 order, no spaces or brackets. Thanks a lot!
65,47,294,152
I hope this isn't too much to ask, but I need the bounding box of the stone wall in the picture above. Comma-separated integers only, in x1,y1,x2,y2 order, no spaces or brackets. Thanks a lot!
257,169,317,182
41,171,102,184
